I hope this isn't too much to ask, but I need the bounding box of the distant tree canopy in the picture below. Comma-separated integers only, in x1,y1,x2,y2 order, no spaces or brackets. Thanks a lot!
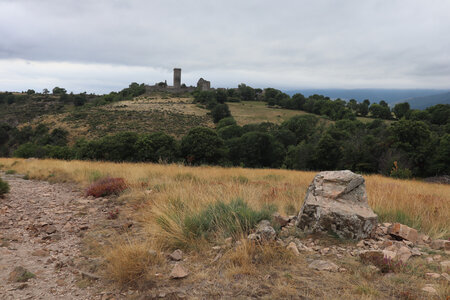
1,83,449,178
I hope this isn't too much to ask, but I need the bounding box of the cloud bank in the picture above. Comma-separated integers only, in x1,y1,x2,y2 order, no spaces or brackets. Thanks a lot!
1,0,449,93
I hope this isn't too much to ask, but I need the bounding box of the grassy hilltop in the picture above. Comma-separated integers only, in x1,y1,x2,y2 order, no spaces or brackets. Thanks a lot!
0,158,449,298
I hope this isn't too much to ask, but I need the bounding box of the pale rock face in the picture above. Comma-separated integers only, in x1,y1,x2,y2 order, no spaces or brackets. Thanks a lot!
297,170,378,240
308,260,339,272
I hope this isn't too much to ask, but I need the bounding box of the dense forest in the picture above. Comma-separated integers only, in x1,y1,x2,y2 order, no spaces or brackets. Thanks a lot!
0,84,449,178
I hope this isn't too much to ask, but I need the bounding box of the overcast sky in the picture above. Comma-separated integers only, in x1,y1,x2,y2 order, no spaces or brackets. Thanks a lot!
1,0,450,94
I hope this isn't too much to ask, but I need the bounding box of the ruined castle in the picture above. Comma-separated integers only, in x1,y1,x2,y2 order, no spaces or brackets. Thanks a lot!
145,68,211,93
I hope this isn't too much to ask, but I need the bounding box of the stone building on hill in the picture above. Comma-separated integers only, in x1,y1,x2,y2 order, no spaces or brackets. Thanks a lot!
145,68,211,93
197,78,211,91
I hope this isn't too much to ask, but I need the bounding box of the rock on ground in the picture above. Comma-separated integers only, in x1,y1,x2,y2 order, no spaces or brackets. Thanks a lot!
388,223,418,243
297,170,378,240
308,260,339,272
169,263,189,279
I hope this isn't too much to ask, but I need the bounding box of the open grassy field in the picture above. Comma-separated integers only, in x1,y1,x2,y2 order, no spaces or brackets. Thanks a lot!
228,101,312,125
1,159,448,298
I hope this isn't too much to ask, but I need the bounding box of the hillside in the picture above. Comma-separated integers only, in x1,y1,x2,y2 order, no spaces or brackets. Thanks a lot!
397,92,450,109
285,88,450,106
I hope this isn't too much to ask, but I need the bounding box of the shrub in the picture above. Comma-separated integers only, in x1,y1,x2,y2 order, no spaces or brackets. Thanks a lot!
0,178,10,197
390,161,413,179
183,198,276,240
85,177,127,198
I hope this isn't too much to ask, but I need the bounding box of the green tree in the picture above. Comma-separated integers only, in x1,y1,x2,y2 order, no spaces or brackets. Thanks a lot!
314,133,342,170
281,115,319,142
211,103,231,123
181,127,226,165
52,87,67,95
235,132,285,168
369,103,391,119
393,102,410,119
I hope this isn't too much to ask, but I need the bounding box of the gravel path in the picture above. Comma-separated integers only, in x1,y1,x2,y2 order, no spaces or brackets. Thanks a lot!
0,173,106,299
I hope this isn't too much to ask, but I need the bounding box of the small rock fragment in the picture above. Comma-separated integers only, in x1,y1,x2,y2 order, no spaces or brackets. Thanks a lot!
430,239,450,251
440,260,450,272
170,264,189,279
272,213,290,227
286,242,300,256
425,273,440,279
308,260,339,272
169,249,183,261
224,237,233,247
388,223,418,243
255,220,276,241
421,284,437,295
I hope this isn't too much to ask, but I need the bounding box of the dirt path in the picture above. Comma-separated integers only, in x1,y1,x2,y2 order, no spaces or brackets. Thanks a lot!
0,173,108,300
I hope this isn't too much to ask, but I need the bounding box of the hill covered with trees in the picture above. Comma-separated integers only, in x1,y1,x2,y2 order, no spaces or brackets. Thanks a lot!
0,84,449,179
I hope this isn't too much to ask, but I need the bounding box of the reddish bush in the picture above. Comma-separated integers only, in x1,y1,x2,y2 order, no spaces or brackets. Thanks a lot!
86,177,127,198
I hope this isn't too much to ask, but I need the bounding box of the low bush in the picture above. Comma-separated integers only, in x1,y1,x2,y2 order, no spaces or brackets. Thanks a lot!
85,177,127,198
183,198,276,240
0,178,10,197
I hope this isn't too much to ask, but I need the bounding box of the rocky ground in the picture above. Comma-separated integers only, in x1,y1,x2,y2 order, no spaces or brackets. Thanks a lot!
1,170,449,299
0,172,120,299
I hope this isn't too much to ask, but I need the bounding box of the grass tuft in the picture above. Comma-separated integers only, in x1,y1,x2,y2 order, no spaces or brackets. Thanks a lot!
183,198,276,240
103,240,163,287
0,178,10,197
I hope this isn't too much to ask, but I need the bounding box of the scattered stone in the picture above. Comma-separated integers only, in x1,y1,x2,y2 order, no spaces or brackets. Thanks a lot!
409,248,420,257
224,237,233,247
441,272,450,281
255,220,276,241
368,265,380,272
169,249,183,261
247,233,261,242
388,223,418,243
425,257,434,263
440,260,450,271
308,260,339,272
44,225,57,235
395,246,412,263
8,266,36,282
170,264,189,279
417,233,431,244
272,212,290,227
296,170,378,240
80,270,100,280
31,249,49,257
421,284,437,295
56,279,66,286
430,239,450,251
286,242,300,256
425,273,441,279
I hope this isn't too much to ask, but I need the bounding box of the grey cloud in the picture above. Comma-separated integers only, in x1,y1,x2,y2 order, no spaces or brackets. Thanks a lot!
0,0,449,92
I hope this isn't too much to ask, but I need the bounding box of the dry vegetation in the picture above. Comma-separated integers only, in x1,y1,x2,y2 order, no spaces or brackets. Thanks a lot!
0,158,449,299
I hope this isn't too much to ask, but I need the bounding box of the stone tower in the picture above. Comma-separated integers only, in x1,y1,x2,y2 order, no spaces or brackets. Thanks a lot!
173,68,181,89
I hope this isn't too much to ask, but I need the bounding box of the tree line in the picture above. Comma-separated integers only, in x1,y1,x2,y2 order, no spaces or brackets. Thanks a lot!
0,84,448,178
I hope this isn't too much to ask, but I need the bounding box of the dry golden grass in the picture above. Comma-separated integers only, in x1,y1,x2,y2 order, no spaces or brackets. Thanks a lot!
102,238,163,287
108,96,210,117
1,158,448,239
1,158,449,298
